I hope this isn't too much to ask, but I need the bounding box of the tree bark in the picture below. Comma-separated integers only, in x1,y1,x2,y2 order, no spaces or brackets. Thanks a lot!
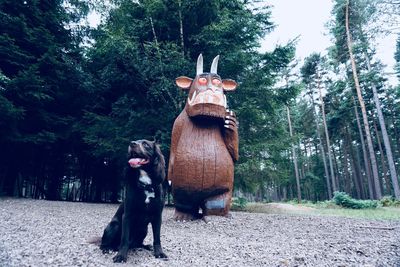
177,0,185,55
353,96,374,199
345,126,362,199
373,120,392,195
364,54,400,199
318,79,337,192
310,93,332,199
286,105,301,202
341,136,352,195
345,0,382,199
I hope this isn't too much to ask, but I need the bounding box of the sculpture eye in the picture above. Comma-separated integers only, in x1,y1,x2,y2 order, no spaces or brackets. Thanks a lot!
198,77,207,85
212,78,221,86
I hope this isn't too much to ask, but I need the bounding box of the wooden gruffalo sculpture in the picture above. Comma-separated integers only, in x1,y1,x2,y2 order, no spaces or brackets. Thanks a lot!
168,54,239,220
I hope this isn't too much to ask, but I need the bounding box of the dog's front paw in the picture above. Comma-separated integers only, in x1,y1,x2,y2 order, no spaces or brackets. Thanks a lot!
155,251,168,259
113,253,127,263
101,248,111,254
154,245,168,259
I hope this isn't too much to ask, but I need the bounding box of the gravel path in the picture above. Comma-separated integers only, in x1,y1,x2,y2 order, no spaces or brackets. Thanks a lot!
1,198,399,267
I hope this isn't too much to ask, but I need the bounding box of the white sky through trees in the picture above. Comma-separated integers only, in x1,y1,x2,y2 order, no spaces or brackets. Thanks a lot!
87,1,398,85
261,0,398,85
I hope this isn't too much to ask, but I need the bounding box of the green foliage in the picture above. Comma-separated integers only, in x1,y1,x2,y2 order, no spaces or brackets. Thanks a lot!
396,34,400,80
380,196,400,207
84,0,299,195
0,0,93,199
3,0,397,203
333,191,378,209
231,197,248,211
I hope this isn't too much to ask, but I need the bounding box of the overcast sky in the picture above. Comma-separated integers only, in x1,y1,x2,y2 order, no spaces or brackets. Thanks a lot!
261,0,332,59
261,0,398,84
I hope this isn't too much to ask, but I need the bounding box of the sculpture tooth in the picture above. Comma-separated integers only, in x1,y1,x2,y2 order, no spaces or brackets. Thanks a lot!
212,95,217,105
224,95,227,108
199,94,204,104
219,96,224,106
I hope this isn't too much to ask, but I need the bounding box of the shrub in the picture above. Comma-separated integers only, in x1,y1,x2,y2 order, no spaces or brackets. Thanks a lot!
380,195,400,207
333,191,378,209
231,197,248,210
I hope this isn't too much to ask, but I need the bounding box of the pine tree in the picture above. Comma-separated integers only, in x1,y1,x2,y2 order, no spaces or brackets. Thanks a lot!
0,0,90,198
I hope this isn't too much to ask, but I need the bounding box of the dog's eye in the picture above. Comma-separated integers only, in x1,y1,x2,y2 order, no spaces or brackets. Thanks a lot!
143,142,150,148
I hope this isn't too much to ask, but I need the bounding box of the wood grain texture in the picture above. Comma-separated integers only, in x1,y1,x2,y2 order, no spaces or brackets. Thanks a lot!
169,69,239,217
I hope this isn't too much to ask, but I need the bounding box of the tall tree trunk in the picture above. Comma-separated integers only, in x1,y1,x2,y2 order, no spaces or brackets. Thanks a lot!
332,143,341,192
345,126,362,199
310,93,332,199
373,120,392,195
345,0,382,199
177,0,185,55
341,136,352,195
385,90,400,161
318,81,337,192
353,96,374,199
355,149,367,199
364,55,400,199
286,105,301,202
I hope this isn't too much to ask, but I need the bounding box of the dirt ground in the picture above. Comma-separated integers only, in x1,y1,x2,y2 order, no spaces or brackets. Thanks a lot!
0,198,399,267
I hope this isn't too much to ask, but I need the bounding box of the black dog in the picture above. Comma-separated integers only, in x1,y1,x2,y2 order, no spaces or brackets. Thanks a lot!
100,140,168,262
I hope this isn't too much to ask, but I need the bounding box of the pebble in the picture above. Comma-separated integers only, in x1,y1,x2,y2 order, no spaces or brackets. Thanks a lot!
0,198,399,266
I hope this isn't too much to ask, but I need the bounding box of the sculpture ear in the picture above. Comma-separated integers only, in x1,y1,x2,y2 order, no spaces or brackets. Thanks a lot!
222,79,237,92
175,76,193,90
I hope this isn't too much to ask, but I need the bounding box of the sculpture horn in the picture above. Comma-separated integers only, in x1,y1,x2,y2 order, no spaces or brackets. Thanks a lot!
196,54,203,75
210,55,219,74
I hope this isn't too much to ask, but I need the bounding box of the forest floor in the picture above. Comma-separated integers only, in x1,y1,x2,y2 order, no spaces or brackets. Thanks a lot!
1,198,399,267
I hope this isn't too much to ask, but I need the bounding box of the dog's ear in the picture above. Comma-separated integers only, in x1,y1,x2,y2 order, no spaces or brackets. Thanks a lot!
153,131,162,144
152,142,166,184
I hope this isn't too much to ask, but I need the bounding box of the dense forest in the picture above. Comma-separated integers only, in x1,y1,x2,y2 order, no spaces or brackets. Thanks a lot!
1,0,399,203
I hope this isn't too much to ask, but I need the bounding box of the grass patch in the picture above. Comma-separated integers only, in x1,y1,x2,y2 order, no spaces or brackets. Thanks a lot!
312,206,400,220
236,201,400,220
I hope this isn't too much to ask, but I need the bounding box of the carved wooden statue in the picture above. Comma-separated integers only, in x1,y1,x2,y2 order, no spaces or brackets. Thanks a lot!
168,54,239,220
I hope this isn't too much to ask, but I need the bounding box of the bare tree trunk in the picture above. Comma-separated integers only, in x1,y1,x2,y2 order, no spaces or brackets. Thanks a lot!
177,0,185,55
364,55,400,199
385,90,400,160
286,105,301,202
341,136,352,195
345,0,382,199
373,120,392,195
345,126,362,199
332,142,341,192
310,93,332,199
318,80,337,192
355,144,367,198
353,97,374,199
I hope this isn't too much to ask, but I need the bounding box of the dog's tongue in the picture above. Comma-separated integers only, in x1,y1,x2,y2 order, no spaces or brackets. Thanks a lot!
128,158,148,168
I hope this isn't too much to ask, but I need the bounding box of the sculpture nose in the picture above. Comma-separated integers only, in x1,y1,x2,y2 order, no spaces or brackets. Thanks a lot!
207,85,216,92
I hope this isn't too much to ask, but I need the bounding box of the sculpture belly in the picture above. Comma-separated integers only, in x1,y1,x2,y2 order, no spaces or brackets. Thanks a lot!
172,123,233,191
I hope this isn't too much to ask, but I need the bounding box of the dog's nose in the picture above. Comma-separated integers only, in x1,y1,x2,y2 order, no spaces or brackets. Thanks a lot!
130,141,138,147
